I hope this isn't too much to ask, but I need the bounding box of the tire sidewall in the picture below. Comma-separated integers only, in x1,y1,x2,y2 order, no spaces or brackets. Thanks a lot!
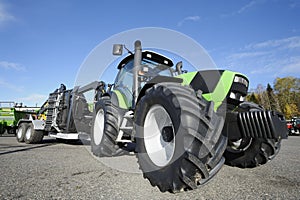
135,85,186,174
135,83,227,192
224,102,281,167
91,100,107,153
24,123,34,144
16,123,28,142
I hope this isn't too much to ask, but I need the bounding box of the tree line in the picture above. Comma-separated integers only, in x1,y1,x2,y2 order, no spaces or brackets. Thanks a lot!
246,77,300,120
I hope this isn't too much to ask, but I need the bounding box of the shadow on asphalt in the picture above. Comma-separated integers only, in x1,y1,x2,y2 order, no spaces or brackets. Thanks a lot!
0,136,91,156
0,143,57,156
0,134,16,137
0,135,137,157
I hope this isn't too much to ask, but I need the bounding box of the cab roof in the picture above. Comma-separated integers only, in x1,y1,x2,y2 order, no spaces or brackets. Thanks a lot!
117,50,174,69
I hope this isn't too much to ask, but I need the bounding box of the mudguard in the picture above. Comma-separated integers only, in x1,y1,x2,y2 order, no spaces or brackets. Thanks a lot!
177,70,249,111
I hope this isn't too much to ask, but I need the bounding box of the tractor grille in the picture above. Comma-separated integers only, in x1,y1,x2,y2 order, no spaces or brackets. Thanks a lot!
238,111,287,139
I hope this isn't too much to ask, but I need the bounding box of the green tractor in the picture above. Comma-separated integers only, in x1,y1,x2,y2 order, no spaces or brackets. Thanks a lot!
0,102,16,134
91,40,287,192
0,102,36,135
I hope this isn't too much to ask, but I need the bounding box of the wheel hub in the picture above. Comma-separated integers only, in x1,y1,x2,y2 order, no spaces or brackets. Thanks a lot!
162,126,174,143
143,105,175,167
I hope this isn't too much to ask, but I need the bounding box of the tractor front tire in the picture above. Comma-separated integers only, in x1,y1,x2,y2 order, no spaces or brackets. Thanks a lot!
24,123,44,144
135,83,227,192
91,98,124,157
224,102,282,168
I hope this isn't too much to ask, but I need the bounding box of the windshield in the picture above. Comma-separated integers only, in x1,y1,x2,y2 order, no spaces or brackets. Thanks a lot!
114,57,173,89
114,60,134,89
113,56,173,108
141,58,172,77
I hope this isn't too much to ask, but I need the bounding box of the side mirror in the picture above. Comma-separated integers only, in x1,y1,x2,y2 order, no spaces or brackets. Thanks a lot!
176,61,183,74
112,44,123,56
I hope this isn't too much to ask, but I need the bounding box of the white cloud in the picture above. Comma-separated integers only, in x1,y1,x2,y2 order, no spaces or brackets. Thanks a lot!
228,51,269,60
177,16,200,27
0,77,47,106
221,1,257,17
289,1,300,8
17,94,48,106
280,56,300,74
0,1,15,25
248,57,300,75
245,36,300,50
0,78,24,92
224,36,300,83
0,61,26,71
237,1,257,14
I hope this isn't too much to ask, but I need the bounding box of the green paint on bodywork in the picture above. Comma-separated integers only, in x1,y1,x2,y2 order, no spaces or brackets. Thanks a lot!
112,90,130,109
177,70,247,111
176,71,198,85
111,70,247,112
0,105,36,133
176,71,234,111
202,71,236,111
0,108,15,127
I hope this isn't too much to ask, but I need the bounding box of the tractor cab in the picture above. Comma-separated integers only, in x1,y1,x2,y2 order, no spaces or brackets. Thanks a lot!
112,49,176,109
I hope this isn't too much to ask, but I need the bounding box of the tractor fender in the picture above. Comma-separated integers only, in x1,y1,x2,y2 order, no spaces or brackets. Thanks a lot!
136,76,183,104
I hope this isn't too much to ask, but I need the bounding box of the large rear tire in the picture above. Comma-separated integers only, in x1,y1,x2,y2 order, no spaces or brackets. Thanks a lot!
91,97,124,157
224,102,282,168
135,83,227,193
24,123,44,144
16,123,28,142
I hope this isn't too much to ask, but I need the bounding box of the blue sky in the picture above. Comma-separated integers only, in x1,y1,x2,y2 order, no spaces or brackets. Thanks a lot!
0,0,299,106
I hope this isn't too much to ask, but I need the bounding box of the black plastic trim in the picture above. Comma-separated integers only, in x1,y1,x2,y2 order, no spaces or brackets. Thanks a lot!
224,111,288,140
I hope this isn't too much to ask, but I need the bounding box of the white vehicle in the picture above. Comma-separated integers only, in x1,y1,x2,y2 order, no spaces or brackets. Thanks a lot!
16,81,104,143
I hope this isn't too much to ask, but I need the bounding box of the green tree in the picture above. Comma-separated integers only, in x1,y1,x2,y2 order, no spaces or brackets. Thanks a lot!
284,104,299,119
266,83,281,112
247,93,259,104
255,84,270,109
247,77,300,119
274,77,300,119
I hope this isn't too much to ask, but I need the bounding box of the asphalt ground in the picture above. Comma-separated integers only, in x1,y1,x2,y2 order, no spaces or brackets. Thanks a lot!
0,135,299,200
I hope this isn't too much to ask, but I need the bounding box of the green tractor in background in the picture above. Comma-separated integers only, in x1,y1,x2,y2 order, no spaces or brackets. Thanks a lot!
89,40,287,192
0,102,37,135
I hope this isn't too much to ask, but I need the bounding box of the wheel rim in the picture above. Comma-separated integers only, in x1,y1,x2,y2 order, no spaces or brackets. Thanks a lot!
25,127,32,140
17,127,23,139
229,138,252,152
143,105,175,167
93,109,105,146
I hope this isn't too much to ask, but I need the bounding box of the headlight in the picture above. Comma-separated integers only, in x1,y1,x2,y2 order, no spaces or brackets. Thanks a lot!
234,76,248,88
229,92,246,101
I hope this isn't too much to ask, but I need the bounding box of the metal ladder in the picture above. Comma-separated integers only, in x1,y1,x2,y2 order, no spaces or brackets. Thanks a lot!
45,93,59,131
116,111,134,143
